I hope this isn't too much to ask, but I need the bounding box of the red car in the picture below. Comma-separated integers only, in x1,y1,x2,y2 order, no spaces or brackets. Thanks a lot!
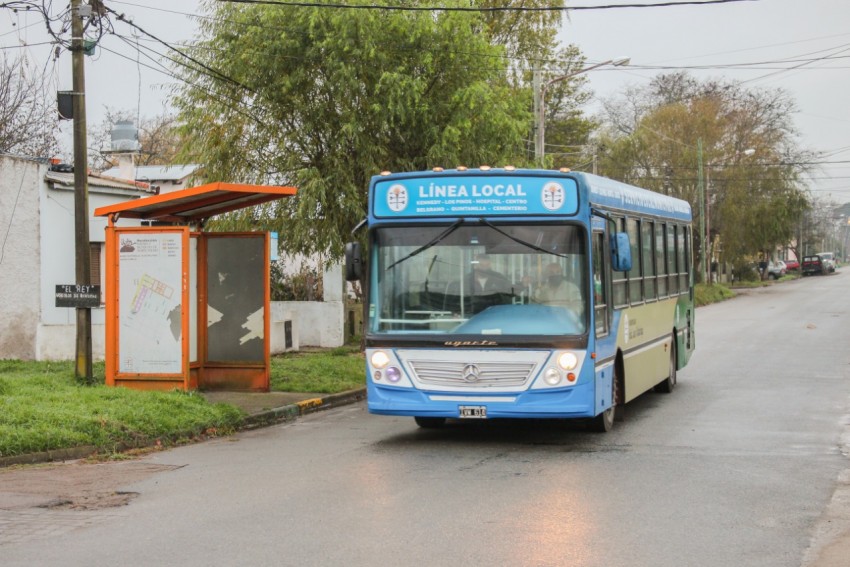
784,259,800,271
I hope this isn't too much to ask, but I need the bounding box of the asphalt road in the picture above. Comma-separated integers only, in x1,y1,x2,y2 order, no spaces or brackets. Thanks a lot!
3,273,849,567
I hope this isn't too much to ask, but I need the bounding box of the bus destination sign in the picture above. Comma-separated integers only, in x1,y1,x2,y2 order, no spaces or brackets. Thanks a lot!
55,284,101,308
373,175,579,218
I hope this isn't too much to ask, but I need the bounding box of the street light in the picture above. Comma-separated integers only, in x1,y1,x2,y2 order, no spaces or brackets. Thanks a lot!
535,56,630,166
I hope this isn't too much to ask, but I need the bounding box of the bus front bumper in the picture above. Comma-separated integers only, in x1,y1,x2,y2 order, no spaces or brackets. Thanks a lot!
366,380,597,420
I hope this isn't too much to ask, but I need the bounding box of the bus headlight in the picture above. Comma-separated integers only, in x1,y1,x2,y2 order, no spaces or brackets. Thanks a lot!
558,352,578,371
371,351,390,369
386,367,402,383
543,367,561,386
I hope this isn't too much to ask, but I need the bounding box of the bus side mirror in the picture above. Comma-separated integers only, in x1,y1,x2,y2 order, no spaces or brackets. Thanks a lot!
345,242,362,281
611,232,632,272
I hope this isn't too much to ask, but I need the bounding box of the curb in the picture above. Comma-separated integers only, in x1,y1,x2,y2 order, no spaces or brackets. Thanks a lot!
0,388,368,468
240,388,367,429
0,445,98,468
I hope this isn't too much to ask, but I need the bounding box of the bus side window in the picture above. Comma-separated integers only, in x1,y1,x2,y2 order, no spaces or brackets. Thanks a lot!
627,217,641,304
641,220,656,301
667,225,678,295
612,217,628,307
656,223,667,297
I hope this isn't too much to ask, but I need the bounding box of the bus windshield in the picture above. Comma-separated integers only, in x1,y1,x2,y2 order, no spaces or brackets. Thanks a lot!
371,223,588,336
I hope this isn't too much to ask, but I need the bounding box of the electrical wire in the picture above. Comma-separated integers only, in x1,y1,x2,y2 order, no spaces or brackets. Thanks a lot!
219,0,758,13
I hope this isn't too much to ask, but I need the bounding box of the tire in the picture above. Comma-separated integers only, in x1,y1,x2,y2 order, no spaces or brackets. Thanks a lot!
591,364,619,433
655,336,677,394
414,417,446,429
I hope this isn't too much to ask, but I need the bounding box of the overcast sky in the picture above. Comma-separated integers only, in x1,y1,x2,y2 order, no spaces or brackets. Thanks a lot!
3,0,848,200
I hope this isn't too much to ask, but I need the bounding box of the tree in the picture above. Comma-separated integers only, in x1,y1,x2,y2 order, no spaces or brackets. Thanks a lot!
88,108,184,171
595,73,812,277
174,1,534,259
0,53,59,158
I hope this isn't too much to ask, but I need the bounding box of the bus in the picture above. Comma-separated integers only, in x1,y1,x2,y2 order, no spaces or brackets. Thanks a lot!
345,167,695,432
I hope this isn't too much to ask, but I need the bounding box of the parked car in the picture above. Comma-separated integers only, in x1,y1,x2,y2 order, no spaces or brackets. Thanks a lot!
766,260,787,279
802,255,827,276
816,252,836,273
784,259,800,271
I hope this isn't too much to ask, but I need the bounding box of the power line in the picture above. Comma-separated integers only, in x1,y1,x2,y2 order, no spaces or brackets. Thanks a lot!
220,0,758,12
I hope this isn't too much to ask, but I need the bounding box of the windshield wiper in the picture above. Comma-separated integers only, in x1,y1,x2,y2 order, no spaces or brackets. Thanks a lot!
385,218,465,271
477,218,568,259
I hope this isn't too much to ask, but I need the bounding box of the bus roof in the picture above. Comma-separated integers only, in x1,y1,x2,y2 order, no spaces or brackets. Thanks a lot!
368,168,692,223
576,172,692,222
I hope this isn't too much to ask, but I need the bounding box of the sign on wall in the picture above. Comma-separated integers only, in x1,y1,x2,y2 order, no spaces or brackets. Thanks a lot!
117,231,185,374
55,284,101,308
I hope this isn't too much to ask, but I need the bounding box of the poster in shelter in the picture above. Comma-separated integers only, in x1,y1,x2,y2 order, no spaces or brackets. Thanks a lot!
118,231,184,374
206,236,264,362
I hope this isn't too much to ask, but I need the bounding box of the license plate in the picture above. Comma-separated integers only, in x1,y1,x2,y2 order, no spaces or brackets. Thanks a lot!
459,405,487,419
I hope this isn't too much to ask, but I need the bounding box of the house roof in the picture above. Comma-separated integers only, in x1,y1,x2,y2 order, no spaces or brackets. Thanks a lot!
94,181,297,223
46,170,157,194
99,164,201,182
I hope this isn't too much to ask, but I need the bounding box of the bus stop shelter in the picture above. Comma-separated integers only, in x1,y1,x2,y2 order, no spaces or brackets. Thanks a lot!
94,182,297,392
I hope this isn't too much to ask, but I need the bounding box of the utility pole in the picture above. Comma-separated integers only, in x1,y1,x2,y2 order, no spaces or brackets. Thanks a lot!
533,67,542,166
71,0,93,383
697,138,706,285
535,57,629,168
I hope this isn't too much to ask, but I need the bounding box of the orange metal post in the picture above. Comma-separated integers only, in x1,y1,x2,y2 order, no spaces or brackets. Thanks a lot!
104,215,117,387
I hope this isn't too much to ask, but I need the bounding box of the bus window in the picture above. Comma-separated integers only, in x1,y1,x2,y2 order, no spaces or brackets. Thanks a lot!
667,225,678,294
677,225,687,291
642,221,656,300
612,217,628,307
656,223,667,297
627,218,641,304
372,223,588,335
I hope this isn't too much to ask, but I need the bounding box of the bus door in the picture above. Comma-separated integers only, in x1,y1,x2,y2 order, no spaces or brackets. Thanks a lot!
592,230,610,337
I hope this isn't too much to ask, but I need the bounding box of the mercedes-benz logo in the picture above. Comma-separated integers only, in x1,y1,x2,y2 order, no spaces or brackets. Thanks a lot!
462,364,481,383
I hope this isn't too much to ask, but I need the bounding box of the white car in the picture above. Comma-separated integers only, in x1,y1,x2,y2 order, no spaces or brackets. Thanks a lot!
766,260,787,279
817,252,836,273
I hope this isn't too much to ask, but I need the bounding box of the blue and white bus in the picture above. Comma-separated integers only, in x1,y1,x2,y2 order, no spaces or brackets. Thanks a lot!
345,167,695,431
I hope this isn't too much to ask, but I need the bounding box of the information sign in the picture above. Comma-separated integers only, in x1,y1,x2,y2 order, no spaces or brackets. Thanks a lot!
55,284,101,308
372,175,579,218
117,232,184,374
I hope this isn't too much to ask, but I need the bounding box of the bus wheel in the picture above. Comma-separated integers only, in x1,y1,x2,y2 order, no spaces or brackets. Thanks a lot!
591,370,618,433
655,337,677,393
414,417,446,429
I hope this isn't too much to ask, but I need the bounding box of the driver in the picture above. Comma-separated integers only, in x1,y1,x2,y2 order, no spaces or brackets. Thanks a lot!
470,254,511,294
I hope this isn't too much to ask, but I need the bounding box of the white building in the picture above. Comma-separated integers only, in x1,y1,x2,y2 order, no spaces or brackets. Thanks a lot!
0,154,153,360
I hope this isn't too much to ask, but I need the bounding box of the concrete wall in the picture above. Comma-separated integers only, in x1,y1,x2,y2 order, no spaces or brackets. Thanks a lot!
0,157,43,359
35,183,145,360
271,262,345,348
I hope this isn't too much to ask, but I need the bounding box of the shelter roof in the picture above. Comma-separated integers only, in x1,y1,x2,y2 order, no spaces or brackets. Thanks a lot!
94,181,297,223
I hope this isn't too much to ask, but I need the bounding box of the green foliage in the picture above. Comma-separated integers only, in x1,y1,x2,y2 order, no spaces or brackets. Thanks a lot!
271,261,323,301
175,1,544,259
694,283,735,307
0,363,243,458
596,72,812,272
270,349,365,394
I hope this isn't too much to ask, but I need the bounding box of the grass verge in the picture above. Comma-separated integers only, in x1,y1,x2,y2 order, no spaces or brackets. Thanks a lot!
0,360,242,458
694,283,736,307
270,346,365,393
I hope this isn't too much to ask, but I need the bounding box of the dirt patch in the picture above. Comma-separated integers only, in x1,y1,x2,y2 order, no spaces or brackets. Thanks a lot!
0,459,181,511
